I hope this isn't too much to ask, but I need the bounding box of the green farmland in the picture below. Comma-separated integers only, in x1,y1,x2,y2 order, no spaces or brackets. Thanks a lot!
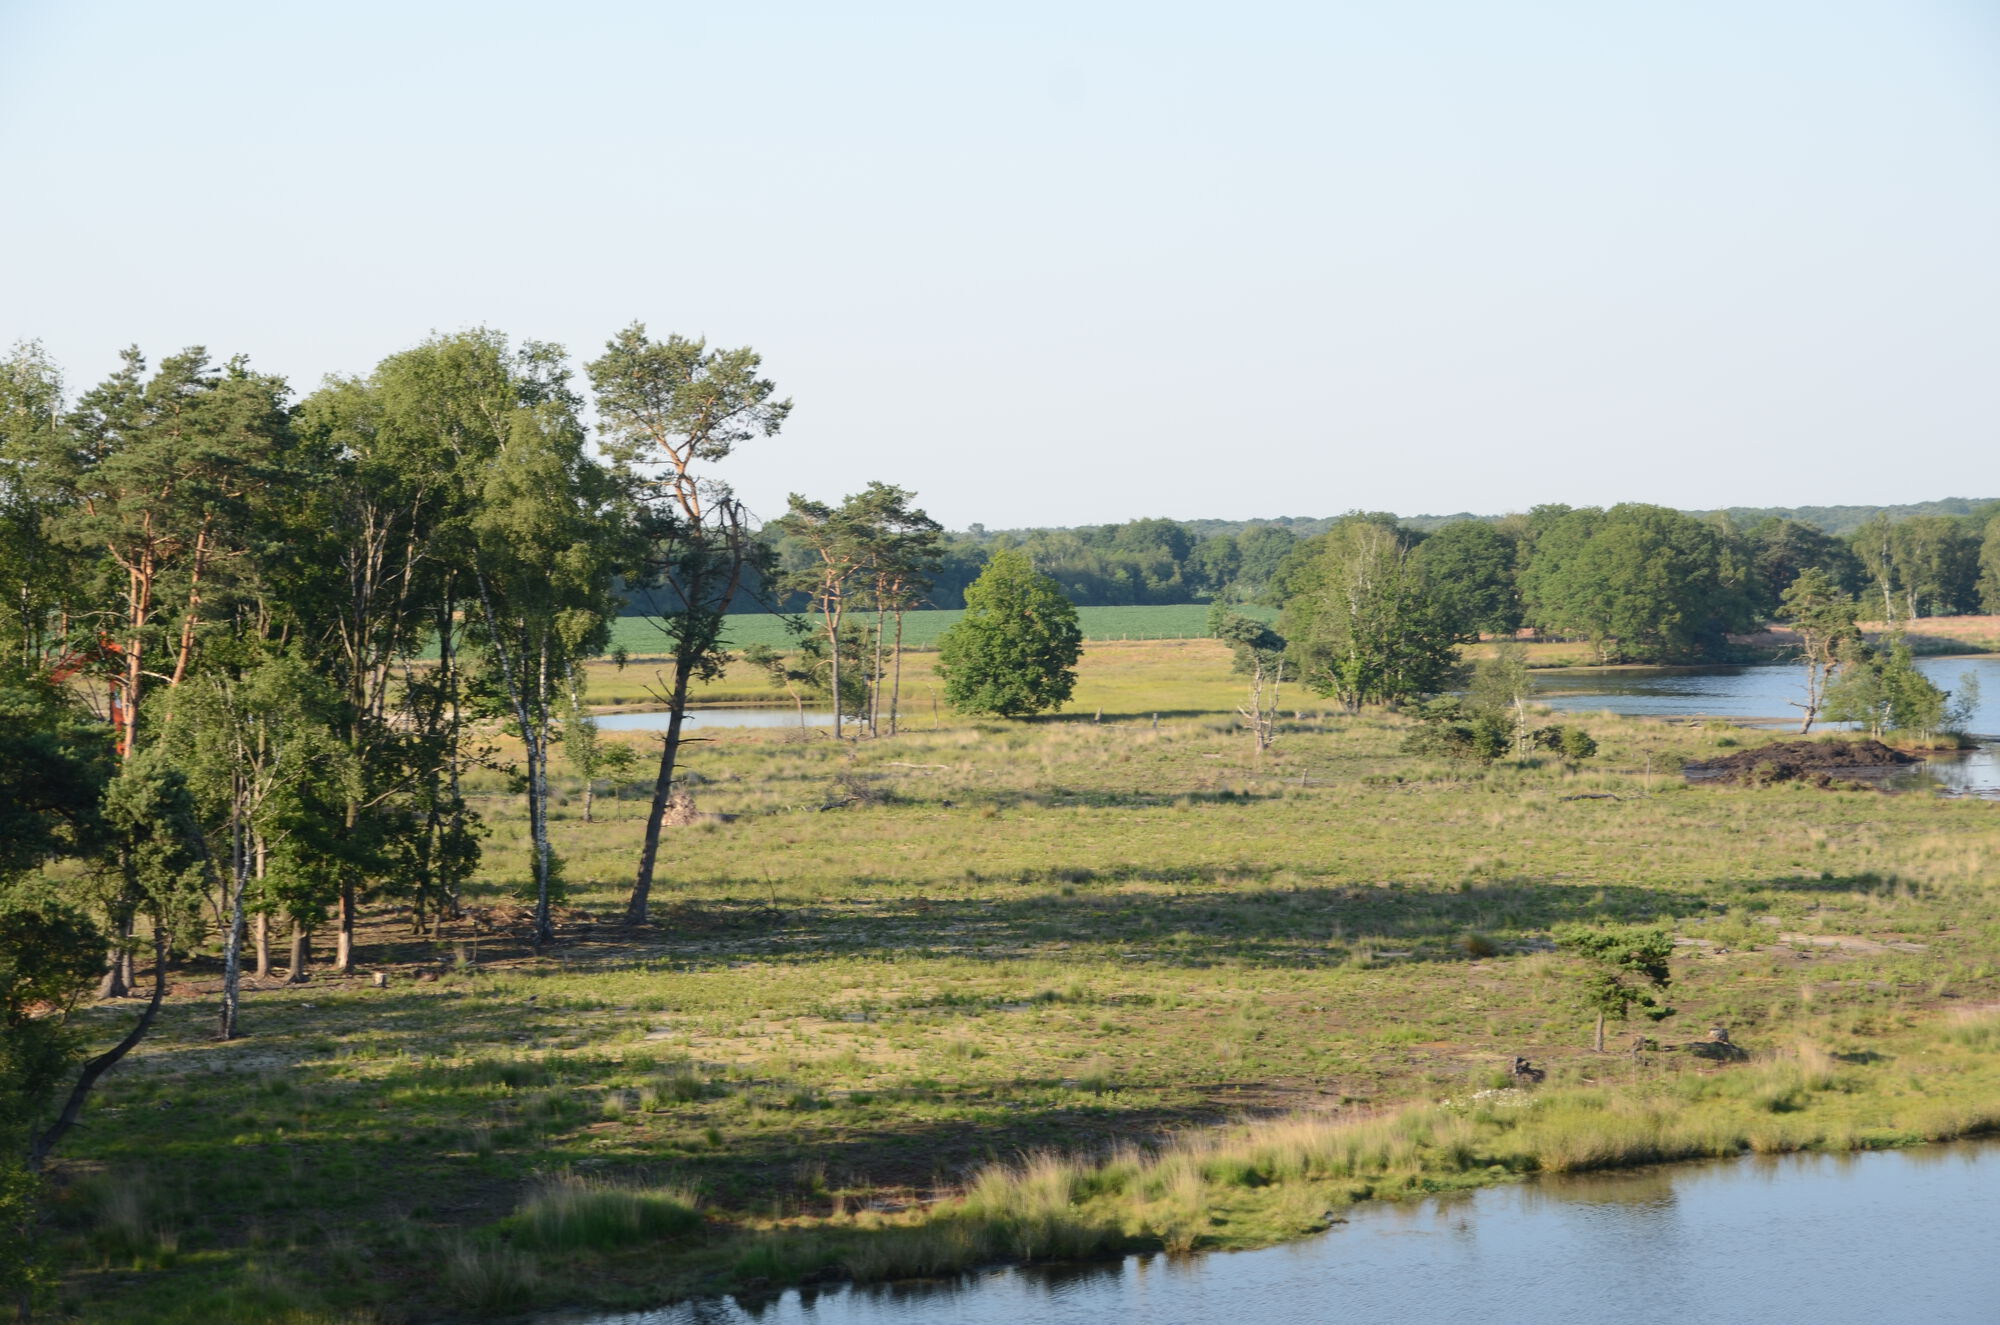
607,603,1277,657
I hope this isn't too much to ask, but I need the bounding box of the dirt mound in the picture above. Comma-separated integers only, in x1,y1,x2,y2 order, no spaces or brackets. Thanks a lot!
1684,739,1917,788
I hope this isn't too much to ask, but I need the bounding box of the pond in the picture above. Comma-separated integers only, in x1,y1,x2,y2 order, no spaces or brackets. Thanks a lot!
545,1139,2000,1325
1530,655,1999,731
1532,654,2000,796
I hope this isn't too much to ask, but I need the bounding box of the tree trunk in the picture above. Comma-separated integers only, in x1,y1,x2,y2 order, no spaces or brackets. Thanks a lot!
219,809,249,1040
827,600,843,740
626,653,696,925
871,601,886,737
119,559,150,760
29,923,168,1172
582,777,594,824
287,921,310,984
1594,1010,1606,1053
526,643,555,949
336,878,356,974
889,609,906,736
96,886,134,1000
440,592,466,923
1798,658,1820,734
254,911,270,981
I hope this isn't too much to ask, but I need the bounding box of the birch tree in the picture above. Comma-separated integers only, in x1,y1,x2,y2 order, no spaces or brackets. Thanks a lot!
1779,569,1859,733
774,493,872,740
168,653,343,1037
847,483,942,736
464,401,621,947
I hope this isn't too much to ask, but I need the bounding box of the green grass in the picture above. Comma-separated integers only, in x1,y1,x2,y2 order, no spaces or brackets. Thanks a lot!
501,1172,702,1250
607,603,1276,658
33,649,2000,1321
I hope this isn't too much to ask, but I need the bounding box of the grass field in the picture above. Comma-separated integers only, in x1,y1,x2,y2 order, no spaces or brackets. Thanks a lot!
37,640,2000,1322
608,603,1277,658
606,606,1998,673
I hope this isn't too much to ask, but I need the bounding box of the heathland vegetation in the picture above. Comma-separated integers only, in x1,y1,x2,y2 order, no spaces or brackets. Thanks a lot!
2,330,1999,1321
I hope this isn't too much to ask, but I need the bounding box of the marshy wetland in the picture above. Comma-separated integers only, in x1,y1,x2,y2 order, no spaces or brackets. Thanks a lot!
42,640,2000,1321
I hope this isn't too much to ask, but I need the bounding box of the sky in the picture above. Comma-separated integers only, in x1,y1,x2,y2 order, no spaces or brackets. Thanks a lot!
1,0,1996,531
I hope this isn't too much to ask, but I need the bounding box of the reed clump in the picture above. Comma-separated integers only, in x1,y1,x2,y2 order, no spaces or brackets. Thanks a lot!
502,1171,703,1251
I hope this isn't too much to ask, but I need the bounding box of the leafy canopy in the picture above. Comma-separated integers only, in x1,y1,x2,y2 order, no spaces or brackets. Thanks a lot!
936,549,1082,718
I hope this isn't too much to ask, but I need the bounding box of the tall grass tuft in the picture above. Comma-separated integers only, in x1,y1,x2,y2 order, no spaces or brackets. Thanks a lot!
441,1238,540,1313
504,1171,702,1250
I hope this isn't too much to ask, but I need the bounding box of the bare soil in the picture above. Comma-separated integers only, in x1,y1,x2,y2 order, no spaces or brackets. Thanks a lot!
1684,738,1917,788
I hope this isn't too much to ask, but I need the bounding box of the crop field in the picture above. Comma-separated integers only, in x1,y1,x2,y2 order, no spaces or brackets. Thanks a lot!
606,603,1278,658
41,640,2000,1323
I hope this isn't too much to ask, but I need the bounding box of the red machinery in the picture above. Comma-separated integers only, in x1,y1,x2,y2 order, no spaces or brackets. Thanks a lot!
47,634,128,751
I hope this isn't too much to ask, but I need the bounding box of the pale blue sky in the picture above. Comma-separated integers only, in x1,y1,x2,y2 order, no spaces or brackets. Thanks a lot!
2,1,1995,528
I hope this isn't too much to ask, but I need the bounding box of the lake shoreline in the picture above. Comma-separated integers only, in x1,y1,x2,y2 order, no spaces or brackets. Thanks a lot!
523,1046,2000,1321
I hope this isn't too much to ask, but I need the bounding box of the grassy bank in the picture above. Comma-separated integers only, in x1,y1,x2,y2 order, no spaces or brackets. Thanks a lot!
36,646,2000,1321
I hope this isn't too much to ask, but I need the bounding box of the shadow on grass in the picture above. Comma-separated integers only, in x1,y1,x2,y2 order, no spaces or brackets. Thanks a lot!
545,875,1715,971
301,865,1895,981
952,786,1289,811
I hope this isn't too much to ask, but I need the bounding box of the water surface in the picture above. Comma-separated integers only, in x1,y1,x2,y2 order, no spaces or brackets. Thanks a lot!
1532,655,2000,795
549,1140,2000,1325
1530,654,1998,730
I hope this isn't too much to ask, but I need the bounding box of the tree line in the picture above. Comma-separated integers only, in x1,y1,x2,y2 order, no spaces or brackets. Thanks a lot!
1219,502,1998,715
753,500,2000,618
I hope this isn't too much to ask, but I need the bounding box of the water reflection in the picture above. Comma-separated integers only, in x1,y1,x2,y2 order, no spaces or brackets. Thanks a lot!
543,1141,2000,1325
1880,743,2000,797
1530,655,1999,731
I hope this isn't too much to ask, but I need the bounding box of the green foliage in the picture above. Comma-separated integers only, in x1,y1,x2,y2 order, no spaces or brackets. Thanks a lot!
1850,513,1984,622
0,674,114,881
1778,568,1858,643
0,342,80,668
1278,518,1471,709
1519,504,1753,662
0,903,104,1132
1779,568,1861,731
1208,603,1285,675
1554,725,1598,761
1414,520,1522,634
1554,926,1675,1048
1979,512,2000,615
1822,638,1953,739
936,550,1083,717
1401,697,1511,764
590,323,788,682
1744,518,1863,614
102,750,209,940
421,335,624,940
1466,646,1527,713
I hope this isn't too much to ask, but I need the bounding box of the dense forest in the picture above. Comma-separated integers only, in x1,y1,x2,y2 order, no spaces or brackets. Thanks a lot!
760,499,2000,618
